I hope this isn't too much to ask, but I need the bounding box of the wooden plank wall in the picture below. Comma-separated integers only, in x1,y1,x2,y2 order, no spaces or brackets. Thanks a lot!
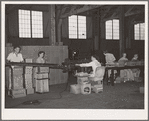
5,46,68,85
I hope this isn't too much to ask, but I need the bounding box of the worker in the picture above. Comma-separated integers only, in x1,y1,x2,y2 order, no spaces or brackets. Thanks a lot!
36,51,46,63
6,46,24,92
118,53,134,81
7,46,24,62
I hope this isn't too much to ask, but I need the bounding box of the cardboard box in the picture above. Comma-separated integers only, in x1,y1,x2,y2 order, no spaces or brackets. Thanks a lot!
26,88,34,94
13,75,24,89
80,83,91,95
77,76,89,85
25,80,33,89
25,59,33,63
70,84,81,94
24,74,32,80
34,73,49,79
11,89,26,98
25,67,33,74
35,79,49,93
13,67,23,76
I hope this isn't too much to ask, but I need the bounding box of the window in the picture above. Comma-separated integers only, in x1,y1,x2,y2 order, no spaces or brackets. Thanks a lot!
134,23,145,40
69,15,86,39
18,9,43,38
106,19,119,40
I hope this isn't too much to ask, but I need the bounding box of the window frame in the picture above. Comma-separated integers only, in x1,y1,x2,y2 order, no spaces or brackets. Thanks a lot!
68,15,87,39
18,9,43,39
105,19,119,40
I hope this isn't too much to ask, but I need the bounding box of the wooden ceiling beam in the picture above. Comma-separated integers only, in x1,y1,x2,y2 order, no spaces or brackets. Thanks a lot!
60,5,101,18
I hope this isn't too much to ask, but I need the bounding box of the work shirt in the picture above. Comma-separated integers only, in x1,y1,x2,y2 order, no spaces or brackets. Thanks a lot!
79,60,101,77
7,52,23,62
104,53,116,64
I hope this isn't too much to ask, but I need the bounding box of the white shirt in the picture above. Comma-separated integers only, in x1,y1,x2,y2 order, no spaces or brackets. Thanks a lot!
7,52,23,62
104,53,116,64
79,60,101,77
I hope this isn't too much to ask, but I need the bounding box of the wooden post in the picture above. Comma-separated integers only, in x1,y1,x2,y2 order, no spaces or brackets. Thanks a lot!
119,6,125,57
49,5,56,45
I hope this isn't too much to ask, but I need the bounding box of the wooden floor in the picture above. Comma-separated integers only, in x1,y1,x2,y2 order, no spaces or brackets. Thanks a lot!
5,75,144,109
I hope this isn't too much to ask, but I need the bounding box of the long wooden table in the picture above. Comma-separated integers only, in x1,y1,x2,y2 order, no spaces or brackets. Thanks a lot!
105,65,144,86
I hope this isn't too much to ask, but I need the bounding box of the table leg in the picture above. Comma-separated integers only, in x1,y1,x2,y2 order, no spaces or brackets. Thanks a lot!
111,69,114,86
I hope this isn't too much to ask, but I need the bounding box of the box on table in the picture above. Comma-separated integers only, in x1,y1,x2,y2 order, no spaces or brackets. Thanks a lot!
80,83,91,95
140,87,144,93
10,89,26,98
35,79,49,93
70,84,81,94
77,76,89,85
26,88,34,94
13,75,24,89
25,58,32,63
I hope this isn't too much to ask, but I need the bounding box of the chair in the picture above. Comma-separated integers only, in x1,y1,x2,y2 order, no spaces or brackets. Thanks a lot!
89,66,105,93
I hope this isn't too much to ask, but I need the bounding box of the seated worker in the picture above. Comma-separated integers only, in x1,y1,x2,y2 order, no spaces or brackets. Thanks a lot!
76,54,104,86
6,46,24,90
118,53,134,81
131,54,141,78
36,51,46,63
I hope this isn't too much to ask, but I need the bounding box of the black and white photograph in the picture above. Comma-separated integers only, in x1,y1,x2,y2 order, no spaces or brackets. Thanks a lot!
1,0,148,120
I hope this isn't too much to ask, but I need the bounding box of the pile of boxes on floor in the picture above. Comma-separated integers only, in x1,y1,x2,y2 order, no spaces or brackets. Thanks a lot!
70,72,103,95
9,59,49,98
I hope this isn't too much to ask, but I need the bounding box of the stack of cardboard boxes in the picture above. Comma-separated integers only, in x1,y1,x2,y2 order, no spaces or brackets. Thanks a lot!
24,59,34,94
70,73,91,95
10,67,26,98
34,67,49,93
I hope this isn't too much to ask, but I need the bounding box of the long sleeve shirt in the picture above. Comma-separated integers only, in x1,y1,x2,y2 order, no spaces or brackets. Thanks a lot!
79,60,101,77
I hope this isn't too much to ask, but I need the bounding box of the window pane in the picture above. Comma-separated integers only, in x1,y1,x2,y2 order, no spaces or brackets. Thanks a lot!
78,16,86,39
31,11,43,38
18,9,31,38
140,23,145,40
134,24,140,40
106,20,112,39
113,19,119,39
69,15,77,39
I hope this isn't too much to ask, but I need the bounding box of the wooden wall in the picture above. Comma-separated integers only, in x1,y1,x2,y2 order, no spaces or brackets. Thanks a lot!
5,46,68,85
99,13,144,60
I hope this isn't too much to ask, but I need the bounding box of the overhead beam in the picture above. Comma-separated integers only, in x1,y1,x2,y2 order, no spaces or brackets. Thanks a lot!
60,5,101,18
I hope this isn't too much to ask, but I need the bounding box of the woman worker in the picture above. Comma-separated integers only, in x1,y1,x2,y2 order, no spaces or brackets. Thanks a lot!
6,46,24,91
